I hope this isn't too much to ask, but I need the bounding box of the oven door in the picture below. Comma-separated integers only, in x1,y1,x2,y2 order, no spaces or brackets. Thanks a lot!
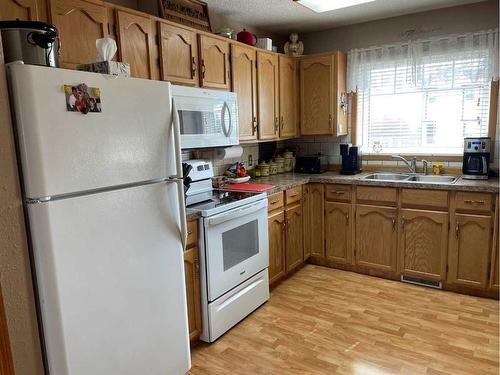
174,93,238,149
203,199,269,301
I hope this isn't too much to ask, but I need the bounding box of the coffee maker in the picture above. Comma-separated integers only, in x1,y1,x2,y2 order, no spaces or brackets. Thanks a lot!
340,144,362,175
462,137,490,180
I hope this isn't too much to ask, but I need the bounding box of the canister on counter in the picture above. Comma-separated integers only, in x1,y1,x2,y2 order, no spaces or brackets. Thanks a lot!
269,162,278,175
259,162,270,177
283,151,294,172
274,156,284,173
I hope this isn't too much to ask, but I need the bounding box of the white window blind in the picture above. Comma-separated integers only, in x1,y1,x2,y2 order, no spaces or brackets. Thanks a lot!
348,30,499,155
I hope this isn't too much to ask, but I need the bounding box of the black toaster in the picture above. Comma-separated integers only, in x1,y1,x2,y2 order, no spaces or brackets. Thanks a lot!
294,154,328,174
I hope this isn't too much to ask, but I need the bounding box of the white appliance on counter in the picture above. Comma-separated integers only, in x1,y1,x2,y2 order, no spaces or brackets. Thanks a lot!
7,63,190,375
172,85,239,149
185,160,269,342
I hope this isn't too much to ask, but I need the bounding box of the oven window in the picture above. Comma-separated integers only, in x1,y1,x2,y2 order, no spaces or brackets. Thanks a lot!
178,105,222,135
222,220,259,271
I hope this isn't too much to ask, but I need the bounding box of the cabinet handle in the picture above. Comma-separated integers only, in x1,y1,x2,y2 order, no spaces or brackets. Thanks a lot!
274,117,279,133
401,218,405,229
191,57,196,78
464,199,485,205
345,212,349,221
252,116,258,135
282,220,287,231
201,59,206,79
187,230,193,236
280,116,284,131
455,223,460,238
329,114,333,132
392,218,396,232
194,259,200,272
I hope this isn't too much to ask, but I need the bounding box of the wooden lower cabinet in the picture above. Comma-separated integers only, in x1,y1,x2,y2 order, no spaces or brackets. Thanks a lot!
399,209,448,281
309,184,325,257
285,202,303,272
355,205,397,272
302,184,311,260
490,197,499,291
268,209,286,285
325,202,352,264
184,245,202,343
448,213,492,288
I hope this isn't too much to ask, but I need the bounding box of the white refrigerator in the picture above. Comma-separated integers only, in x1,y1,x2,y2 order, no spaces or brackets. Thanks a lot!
7,64,191,375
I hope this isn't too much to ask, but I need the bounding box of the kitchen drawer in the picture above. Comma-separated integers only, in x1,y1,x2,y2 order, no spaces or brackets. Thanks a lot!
456,192,493,213
186,220,198,249
268,192,284,212
325,184,352,202
285,186,302,205
401,189,448,210
356,186,397,206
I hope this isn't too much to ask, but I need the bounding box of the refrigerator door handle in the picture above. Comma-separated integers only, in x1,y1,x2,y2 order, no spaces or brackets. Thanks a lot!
171,99,183,179
174,178,188,249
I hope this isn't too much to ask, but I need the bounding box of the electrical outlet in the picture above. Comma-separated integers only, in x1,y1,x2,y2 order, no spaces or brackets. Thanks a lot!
248,154,253,166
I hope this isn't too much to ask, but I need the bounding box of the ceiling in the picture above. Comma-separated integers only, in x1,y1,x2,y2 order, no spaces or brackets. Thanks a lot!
204,0,487,35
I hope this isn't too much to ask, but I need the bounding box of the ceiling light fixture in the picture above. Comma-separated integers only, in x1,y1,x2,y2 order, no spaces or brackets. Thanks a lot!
294,0,376,13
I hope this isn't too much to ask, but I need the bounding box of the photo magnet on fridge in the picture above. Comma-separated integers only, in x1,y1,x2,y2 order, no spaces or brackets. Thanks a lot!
64,84,102,114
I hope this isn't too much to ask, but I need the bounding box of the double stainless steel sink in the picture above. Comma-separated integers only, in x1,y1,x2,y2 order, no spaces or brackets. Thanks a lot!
363,172,458,184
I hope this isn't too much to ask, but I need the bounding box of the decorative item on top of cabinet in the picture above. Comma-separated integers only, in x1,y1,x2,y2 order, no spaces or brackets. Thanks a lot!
285,201,303,272
257,50,279,140
268,208,286,286
115,9,154,79
300,51,347,136
355,205,397,273
1,0,43,21
49,0,108,69
231,44,257,141
399,209,448,282
325,201,352,264
198,34,230,90
448,213,492,289
284,32,303,57
278,55,298,138
489,196,499,291
308,183,324,258
158,21,199,86
158,0,211,33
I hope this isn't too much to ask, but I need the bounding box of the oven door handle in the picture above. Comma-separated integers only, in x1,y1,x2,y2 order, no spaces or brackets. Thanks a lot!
207,199,267,227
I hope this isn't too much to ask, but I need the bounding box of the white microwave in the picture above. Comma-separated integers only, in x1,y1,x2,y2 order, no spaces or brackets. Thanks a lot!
172,85,239,149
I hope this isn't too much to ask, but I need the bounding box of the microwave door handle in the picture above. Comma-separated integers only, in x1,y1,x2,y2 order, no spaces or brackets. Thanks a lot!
221,101,231,138
171,99,183,179
482,156,487,174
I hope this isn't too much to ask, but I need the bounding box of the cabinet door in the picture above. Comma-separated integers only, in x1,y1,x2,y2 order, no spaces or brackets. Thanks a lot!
333,51,348,136
268,209,286,285
279,55,297,138
285,202,303,272
310,183,324,257
448,213,492,288
158,22,198,86
231,44,257,141
489,196,499,291
302,184,311,260
300,55,333,135
355,205,397,272
257,51,279,140
325,202,352,264
399,209,448,281
199,35,230,90
184,246,202,343
49,0,107,69
1,0,40,21
116,10,153,79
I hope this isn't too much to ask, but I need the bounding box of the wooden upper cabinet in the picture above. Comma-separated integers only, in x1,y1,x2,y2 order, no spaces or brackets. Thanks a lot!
268,209,286,285
448,213,492,288
158,22,198,86
1,0,41,21
198,34,230,90
257,51,279,140
309,183,325,258
300,54,333,135
333,51,348,136
399,209,448,281
285,202,303,272
116,10,153,79
49,0,107,69
355,205,397,273
184,246,202,343
231,44,257,141
325,202,352,264
279,55,297,138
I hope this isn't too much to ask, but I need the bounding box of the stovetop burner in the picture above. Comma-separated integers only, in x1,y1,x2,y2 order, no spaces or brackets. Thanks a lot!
186,189,267,217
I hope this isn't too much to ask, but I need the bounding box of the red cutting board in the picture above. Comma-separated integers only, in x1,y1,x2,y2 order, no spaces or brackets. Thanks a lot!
225,183,275,192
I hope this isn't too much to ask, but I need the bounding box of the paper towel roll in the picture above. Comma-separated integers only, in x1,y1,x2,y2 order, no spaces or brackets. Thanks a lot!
216,145,243,160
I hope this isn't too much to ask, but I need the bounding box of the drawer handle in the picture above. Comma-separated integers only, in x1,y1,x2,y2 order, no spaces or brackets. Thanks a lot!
270,200,280,205
334,191,346,195
188,231,193,236
464,199,485,205
289,193,299,197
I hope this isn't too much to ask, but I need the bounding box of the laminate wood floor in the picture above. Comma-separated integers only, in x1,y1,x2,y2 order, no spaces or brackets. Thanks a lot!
189,265,499,375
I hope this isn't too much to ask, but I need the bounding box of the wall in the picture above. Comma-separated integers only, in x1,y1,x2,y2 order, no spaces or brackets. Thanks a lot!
302,0,498,54
0,41,45,375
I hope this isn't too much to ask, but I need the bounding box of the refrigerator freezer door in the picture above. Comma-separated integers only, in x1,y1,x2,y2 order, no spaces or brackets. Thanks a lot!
28,182,190,375
8,64,177,199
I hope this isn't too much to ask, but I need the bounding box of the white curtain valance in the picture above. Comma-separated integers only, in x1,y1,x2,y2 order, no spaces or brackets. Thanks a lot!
347,29,499,92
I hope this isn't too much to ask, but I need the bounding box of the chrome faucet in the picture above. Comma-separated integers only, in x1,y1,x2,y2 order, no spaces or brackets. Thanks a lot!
422,160,431,175
391,155,417,173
